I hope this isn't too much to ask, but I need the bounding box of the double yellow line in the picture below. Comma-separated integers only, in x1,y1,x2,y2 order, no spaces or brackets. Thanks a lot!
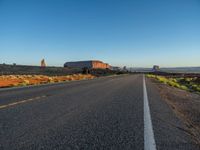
0,95,47,109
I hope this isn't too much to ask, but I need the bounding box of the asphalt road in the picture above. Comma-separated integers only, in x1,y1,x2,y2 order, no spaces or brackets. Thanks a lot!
0,75,199,150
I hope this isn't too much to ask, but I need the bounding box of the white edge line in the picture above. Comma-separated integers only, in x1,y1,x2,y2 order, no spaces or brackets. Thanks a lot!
143,75,157,150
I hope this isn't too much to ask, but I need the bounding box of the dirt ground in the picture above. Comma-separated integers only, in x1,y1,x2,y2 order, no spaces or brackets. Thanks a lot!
150,78,200,145
0,74,95,88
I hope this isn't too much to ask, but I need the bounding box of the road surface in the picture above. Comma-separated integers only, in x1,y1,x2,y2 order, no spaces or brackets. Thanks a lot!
0,75,199,150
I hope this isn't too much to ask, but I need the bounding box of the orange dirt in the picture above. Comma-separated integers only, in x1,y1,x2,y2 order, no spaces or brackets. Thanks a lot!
0,74,95,88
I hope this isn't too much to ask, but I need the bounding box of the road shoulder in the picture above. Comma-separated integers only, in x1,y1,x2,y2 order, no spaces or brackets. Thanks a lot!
145,78,200,150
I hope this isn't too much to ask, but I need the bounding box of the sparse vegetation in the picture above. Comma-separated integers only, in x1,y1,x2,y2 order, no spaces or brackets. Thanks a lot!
0,74,95,88
147,74,200,93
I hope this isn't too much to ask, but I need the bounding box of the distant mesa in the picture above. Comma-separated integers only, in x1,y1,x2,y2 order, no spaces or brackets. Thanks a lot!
64,60,110,69
153,65,160,72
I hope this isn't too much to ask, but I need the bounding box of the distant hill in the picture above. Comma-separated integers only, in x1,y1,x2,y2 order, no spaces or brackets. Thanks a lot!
161,67,200,73
0,64,81,76
130,67,200,73
130,67,152,72
0,64,123,76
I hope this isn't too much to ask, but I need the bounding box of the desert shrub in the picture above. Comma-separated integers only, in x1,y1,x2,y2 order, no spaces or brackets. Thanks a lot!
191,84,200,92
147,75,190,91
156,76,168,84
180,85,188,91
185,78,193,82
20,80,30,86
48,77,54,83
197,87,200,92
167,80,180,88
170,78,177,83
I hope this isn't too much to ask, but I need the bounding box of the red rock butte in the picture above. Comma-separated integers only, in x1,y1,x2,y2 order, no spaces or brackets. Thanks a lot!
64,60,110,69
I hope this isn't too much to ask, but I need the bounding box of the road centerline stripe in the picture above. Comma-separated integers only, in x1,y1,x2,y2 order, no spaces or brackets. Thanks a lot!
0,95,47,109
143,75,157,150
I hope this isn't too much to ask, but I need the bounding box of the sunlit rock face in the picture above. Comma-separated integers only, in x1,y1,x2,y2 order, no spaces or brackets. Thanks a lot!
64,60,110,69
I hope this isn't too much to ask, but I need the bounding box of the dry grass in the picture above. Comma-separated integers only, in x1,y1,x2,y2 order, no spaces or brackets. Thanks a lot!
0,74,95,88
147,74,200,93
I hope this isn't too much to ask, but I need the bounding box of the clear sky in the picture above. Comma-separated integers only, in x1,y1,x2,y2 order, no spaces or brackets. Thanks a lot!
0,0,200,67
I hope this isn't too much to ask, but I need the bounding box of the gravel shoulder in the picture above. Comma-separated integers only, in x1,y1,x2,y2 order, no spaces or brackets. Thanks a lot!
149,78,200,146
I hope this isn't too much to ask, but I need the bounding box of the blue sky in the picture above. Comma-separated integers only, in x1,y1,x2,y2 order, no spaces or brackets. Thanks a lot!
0,0,200,67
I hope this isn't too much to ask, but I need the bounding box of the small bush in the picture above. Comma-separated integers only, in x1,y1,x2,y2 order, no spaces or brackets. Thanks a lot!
147,74,191,92
180,85,188,91
48,77,55,83
21,80,30,86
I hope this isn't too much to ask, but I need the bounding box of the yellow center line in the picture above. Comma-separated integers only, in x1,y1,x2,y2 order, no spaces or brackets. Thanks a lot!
0,95,47,109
